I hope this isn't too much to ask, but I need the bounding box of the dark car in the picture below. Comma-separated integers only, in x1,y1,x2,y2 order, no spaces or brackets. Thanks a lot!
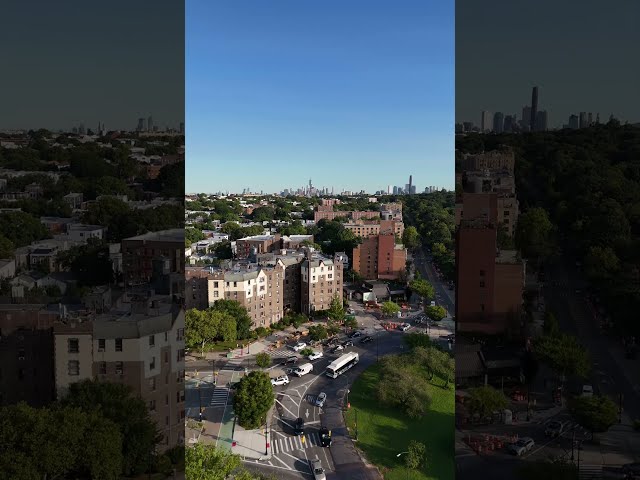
341,340,354,347
349,331,362,338
282,356,298,365
293,417,305,436
360,336,373,344
319,427,332,447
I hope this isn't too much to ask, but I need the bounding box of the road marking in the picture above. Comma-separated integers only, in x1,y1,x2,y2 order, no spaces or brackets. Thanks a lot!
270,455,291,469
275,398,298,419
273,429,287,438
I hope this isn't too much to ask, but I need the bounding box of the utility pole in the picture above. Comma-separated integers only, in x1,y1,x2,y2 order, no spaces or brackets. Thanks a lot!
355,408,358,441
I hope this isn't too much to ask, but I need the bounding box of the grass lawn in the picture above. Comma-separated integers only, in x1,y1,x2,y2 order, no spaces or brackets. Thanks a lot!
344,364,454,480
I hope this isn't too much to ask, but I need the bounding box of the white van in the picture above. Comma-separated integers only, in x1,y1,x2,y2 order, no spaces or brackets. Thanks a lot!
294,363,313,377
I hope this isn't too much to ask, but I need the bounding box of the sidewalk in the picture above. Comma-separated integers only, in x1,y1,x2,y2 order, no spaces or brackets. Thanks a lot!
231,405,275,461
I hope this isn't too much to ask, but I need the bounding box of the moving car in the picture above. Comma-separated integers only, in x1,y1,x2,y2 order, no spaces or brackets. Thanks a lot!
315,392,327,407
270,375,290,387
310,458,326,480
308,351,323,360
293,417,305,435
400,323,411,332
293,363,314,376
282,356,298,365
582,385,594,397
544,420,566,437
508,437,535,456
360,336,373,344
292,342,307,352
349,331,363,338
319,427,332,447
331,344,344,353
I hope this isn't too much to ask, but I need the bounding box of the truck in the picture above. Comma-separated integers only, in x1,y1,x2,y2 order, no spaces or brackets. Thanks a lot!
326,352,359,379
293,363,313,377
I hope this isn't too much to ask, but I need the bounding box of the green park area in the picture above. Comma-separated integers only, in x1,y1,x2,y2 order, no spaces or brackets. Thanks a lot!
344,341,455,480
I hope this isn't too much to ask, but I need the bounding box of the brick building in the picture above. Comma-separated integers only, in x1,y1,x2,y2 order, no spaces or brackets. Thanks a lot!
122,229,185,287
352,234,407,281
301,252,344,314
235,234,281,259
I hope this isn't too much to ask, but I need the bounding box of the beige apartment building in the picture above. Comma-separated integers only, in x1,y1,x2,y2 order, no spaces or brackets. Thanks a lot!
301,252,344,314
344,219,404,239
53,297,185,449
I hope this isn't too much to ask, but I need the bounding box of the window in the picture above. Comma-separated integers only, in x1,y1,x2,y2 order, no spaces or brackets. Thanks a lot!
164,332,168,342
165,416,169,426
98,339,105,352
115,338,123,352
214,281,219,288
149,377,156,391
164,351,169,363
480,304,485,312
166,394,169,406
214,291,219,298
68,338,79,354
18,368,24,381
166,374,170,385
18,349,25,361
177,349,185,361
149,335,155,347
150,357,156,370
99,362,107,374
115,361,124,375
177,390,185,402
480,281,485,288
233,281,237,287
149,400,156,412
68,360,80,376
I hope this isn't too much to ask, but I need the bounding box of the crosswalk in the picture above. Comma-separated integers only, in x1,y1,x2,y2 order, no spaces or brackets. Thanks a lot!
272,431,324,454
268,347,295,359
210,386,230,407
220,357,244,371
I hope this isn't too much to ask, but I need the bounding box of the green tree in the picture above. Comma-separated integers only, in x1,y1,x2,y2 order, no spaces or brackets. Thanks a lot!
584,245,620,282
515,207,554,260
534,333,590,378
343,316,358,329
185,444,277,480
405,440,427,471
255,352,271,369
327,295,345,322
233,371,274,429
381,300,401,317
0,235,15,258
0,211,50,247
308,324,328,341
569,395,618,434
543,311,560,336
410,278,435,301
185,309,220,356
467,386,509,418
402,226,420,250
210,300,253,340
186,227,206,246
377,356,432,419
404,333,434,350
425,304,447,321
60,380,161,475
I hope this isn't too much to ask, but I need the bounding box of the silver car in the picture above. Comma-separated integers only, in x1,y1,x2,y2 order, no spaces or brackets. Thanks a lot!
310,458,326,480
315,392,327,407
508,437,535,456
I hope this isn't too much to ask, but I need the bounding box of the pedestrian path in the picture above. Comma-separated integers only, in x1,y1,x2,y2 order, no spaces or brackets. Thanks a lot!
271,431,323,454
210,386,230,407
220,357,244,371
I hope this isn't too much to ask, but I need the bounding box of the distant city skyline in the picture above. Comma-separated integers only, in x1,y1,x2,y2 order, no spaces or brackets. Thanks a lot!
456,0,640,128
186,0,454,194
0,1,184,131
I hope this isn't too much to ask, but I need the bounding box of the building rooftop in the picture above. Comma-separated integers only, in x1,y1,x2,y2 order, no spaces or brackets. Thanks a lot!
124,229,184,243
496,249,520,264
238,235,277,242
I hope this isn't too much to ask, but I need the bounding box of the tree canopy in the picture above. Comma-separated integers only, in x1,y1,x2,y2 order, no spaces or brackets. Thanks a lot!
233,371,274,429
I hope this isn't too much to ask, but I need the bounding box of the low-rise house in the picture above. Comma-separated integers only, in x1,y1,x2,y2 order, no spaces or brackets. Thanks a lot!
0,259,16,279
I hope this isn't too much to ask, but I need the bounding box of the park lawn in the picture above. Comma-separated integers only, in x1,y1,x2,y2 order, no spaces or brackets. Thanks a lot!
344,364,455,480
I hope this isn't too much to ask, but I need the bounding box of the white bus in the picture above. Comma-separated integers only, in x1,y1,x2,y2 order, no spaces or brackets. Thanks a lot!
326,352,359,379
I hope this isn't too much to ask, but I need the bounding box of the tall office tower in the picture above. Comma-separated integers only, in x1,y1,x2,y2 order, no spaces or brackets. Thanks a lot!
481,110,492,132
530,87,539,131
503,115,514,133
137,118,145,131
569,114,579,129
147,116,153,132
408,175,413,195
588,112,593,125
521,106,531,129
493,112,504,133
579,112,587,128
536,110,548,131
387,185,391,194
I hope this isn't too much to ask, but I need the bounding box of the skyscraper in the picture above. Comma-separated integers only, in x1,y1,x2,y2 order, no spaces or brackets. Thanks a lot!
579,112,587,128
493,112,504,133
137,118,145,131
536,110,548,131
530,87,538,131
408,175,413,195
503,115,514,133
569,114,579,129
588,112,593,126
521,106,531,130
147,116,153,132
481,110,492,132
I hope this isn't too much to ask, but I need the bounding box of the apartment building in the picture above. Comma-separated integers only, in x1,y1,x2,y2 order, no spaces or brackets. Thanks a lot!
459,149,515,173
352,234,407,281
301,252,344,314
344,219,404,239
379,202,403,221
455,219,524,336
122,229,185,287
0,305,58,406
281,235,314,249
53,297,185,448
455,192,519,238
313,200,381,223
235,234,281,259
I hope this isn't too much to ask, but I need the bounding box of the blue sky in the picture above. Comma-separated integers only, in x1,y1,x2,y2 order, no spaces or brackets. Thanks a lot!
187,0,454,194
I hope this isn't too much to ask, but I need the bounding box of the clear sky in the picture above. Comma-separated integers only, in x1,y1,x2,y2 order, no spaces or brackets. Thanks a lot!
187,0,454,194
456,0,640,128
0,0,184,132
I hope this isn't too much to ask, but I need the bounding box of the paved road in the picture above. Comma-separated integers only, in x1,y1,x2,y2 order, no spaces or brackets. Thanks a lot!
412,248,455,315
544,260,639,420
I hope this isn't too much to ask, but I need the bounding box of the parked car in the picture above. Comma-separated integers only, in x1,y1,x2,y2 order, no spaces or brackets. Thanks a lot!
292,342,307,352
315,392,327,407
308,351,323,360
349,331,362,338
271,375,290,387
282,356,298,365
319,427,332,447
430,301,436,307
360,336,373,344
310,458,326,480
331,345,344,353
508,437,535,456
341,340,354,347
293,417,305,435
347,308,355,314
582,385,594,397
400,324,411,332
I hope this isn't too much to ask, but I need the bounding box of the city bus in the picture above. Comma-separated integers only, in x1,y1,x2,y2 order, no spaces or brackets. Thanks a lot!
326,352,359,379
